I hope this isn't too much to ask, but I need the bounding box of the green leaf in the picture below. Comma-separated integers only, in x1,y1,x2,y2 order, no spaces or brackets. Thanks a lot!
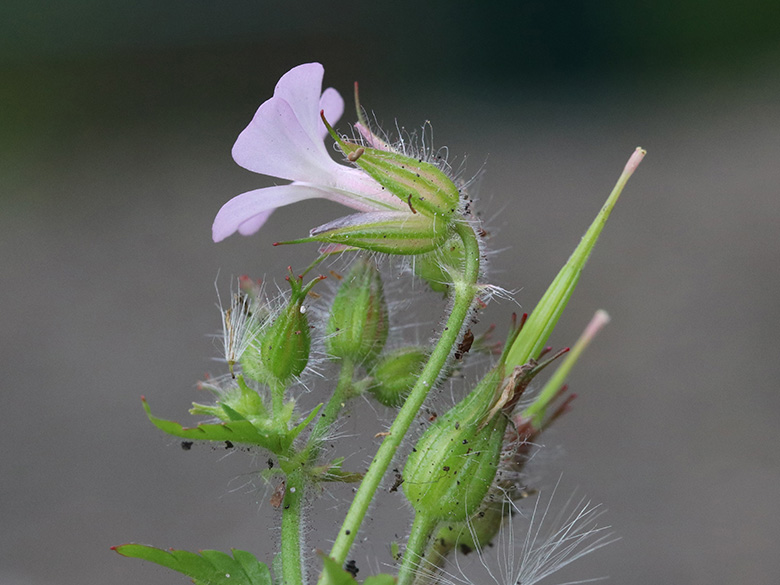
142,397,290,454
288,403,323,442
113,544,271,585
141,398,322,456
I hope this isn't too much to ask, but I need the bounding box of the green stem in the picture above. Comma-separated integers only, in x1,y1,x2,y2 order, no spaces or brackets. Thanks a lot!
271,379,285,419
397,514,439,585
305,357,355,459
324,221,481,573
280,468,305,585
278,359,356,585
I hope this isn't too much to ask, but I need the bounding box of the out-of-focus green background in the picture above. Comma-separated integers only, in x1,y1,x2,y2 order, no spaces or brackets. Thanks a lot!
3,2,780,584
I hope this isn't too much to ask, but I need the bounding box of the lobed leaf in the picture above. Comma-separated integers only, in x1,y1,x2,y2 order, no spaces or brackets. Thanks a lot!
142,397,321,455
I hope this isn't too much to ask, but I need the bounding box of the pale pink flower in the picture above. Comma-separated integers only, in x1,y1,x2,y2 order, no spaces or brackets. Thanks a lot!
212,63,406,242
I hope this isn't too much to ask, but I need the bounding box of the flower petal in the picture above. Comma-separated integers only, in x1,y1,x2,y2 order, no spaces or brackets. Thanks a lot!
237,210,275,236
232,96,337,183
272,63,333,145
212,184,335,242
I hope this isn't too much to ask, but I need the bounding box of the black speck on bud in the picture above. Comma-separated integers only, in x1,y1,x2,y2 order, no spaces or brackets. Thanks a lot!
326,258,388,364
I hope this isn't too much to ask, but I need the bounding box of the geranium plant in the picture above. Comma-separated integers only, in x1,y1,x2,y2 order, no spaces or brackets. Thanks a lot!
114,62,644,585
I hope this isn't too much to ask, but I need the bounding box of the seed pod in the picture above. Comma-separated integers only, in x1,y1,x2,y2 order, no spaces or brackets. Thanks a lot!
432,496,506,555
326,258,388,364
367,346,429,407
241,272,322,387
403,368,507,523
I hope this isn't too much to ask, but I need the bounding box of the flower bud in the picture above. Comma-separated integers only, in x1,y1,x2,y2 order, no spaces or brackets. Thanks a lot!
403,368,508,523
367,346,429,407
412,235,466,294
326,258,388,363
241,271,322,388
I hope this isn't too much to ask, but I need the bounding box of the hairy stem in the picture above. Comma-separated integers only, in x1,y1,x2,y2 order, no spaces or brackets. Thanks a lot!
279,358,356,585
323,221,481,578
271,379,286,419
305,357,355,459
397,513,439,585
280,468,305,585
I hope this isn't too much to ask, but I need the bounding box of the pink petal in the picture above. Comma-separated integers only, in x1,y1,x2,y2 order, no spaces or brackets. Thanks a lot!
212,181,400,242
237,210,275,236
272,63,331,144
232,96,337,183
212,184,334,242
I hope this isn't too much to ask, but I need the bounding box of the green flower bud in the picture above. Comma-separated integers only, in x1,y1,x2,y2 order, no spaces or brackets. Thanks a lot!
326,258,388,363
367,346,429,407
412,235,466,294
403,368,508,523
241,271,323,388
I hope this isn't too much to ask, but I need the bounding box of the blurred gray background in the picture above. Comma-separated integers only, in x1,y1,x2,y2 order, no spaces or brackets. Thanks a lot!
2,2,780,584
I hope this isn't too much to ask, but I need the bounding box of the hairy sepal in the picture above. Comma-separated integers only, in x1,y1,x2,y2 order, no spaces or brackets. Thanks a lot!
339,142,460,220
283,211,451,255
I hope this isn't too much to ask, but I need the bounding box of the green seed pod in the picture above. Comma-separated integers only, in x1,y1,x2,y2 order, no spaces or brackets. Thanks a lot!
241,272,322,388
367,346,429,407
432,494,506,556
403,367,508,523
326,258,388,363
